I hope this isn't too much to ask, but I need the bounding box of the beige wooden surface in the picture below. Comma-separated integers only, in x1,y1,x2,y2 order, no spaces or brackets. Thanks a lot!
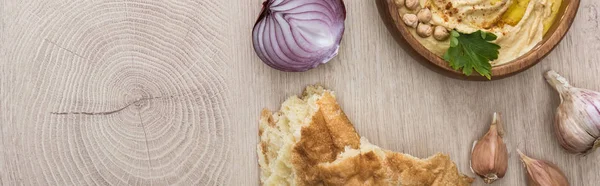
1,0,600,185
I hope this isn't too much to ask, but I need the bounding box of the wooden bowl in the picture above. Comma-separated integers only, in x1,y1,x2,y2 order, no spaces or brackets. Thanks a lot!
376,0,580,80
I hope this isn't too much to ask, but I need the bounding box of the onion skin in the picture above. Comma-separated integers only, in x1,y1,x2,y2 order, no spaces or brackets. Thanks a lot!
252,0,346,72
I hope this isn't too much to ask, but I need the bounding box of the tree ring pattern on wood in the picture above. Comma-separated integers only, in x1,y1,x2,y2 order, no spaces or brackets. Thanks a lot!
1,1,231,185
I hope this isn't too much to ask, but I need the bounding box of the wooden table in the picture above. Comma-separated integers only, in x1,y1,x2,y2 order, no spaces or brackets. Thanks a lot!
1,0,599,185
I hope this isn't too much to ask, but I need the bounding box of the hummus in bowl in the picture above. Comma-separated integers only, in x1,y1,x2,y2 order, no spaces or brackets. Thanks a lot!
378,0,580,80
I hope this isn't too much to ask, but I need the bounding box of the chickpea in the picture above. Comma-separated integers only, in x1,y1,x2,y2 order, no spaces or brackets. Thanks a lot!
405,0,419,10
394,0,404,7
417,23,433,38
433,26,450,41
417,8,432,23
402,14,418,28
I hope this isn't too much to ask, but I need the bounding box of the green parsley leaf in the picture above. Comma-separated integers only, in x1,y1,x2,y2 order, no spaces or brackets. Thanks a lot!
442,30,500,80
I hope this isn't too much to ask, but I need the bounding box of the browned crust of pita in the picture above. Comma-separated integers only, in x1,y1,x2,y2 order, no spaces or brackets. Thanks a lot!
318,151,389,186
258,109,274,137
259,87,473,186
386,152,474,186
316,92,361,149
290,92,361,185
292,106,339,185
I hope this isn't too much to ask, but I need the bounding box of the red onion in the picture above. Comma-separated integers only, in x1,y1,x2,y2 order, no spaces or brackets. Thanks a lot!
252,0,346,72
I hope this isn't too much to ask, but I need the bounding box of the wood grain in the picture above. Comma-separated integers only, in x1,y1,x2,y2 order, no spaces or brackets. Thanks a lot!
2,0,600,186
379,0,581,80
1,0,231,185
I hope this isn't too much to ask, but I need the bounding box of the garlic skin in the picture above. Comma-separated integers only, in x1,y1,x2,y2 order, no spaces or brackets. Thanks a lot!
517,150,569,186
545,70,600,154
470,113,508,184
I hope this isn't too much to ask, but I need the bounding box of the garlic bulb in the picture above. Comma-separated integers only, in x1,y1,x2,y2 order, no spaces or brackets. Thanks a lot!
470,113,508,184
517,150,569,186
545,70,600,154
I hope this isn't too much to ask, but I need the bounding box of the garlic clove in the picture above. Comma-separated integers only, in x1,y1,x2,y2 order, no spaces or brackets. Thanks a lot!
555,109,599,153
545,70,600,154
517,150,569,186
470,113,508,184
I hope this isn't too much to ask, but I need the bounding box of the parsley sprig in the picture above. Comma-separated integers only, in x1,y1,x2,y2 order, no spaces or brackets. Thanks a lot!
443,30,501,80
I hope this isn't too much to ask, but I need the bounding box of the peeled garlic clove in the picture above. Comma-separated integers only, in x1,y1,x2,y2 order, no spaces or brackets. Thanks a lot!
545,70,600,154
517,150,569,186
470,113,508,184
